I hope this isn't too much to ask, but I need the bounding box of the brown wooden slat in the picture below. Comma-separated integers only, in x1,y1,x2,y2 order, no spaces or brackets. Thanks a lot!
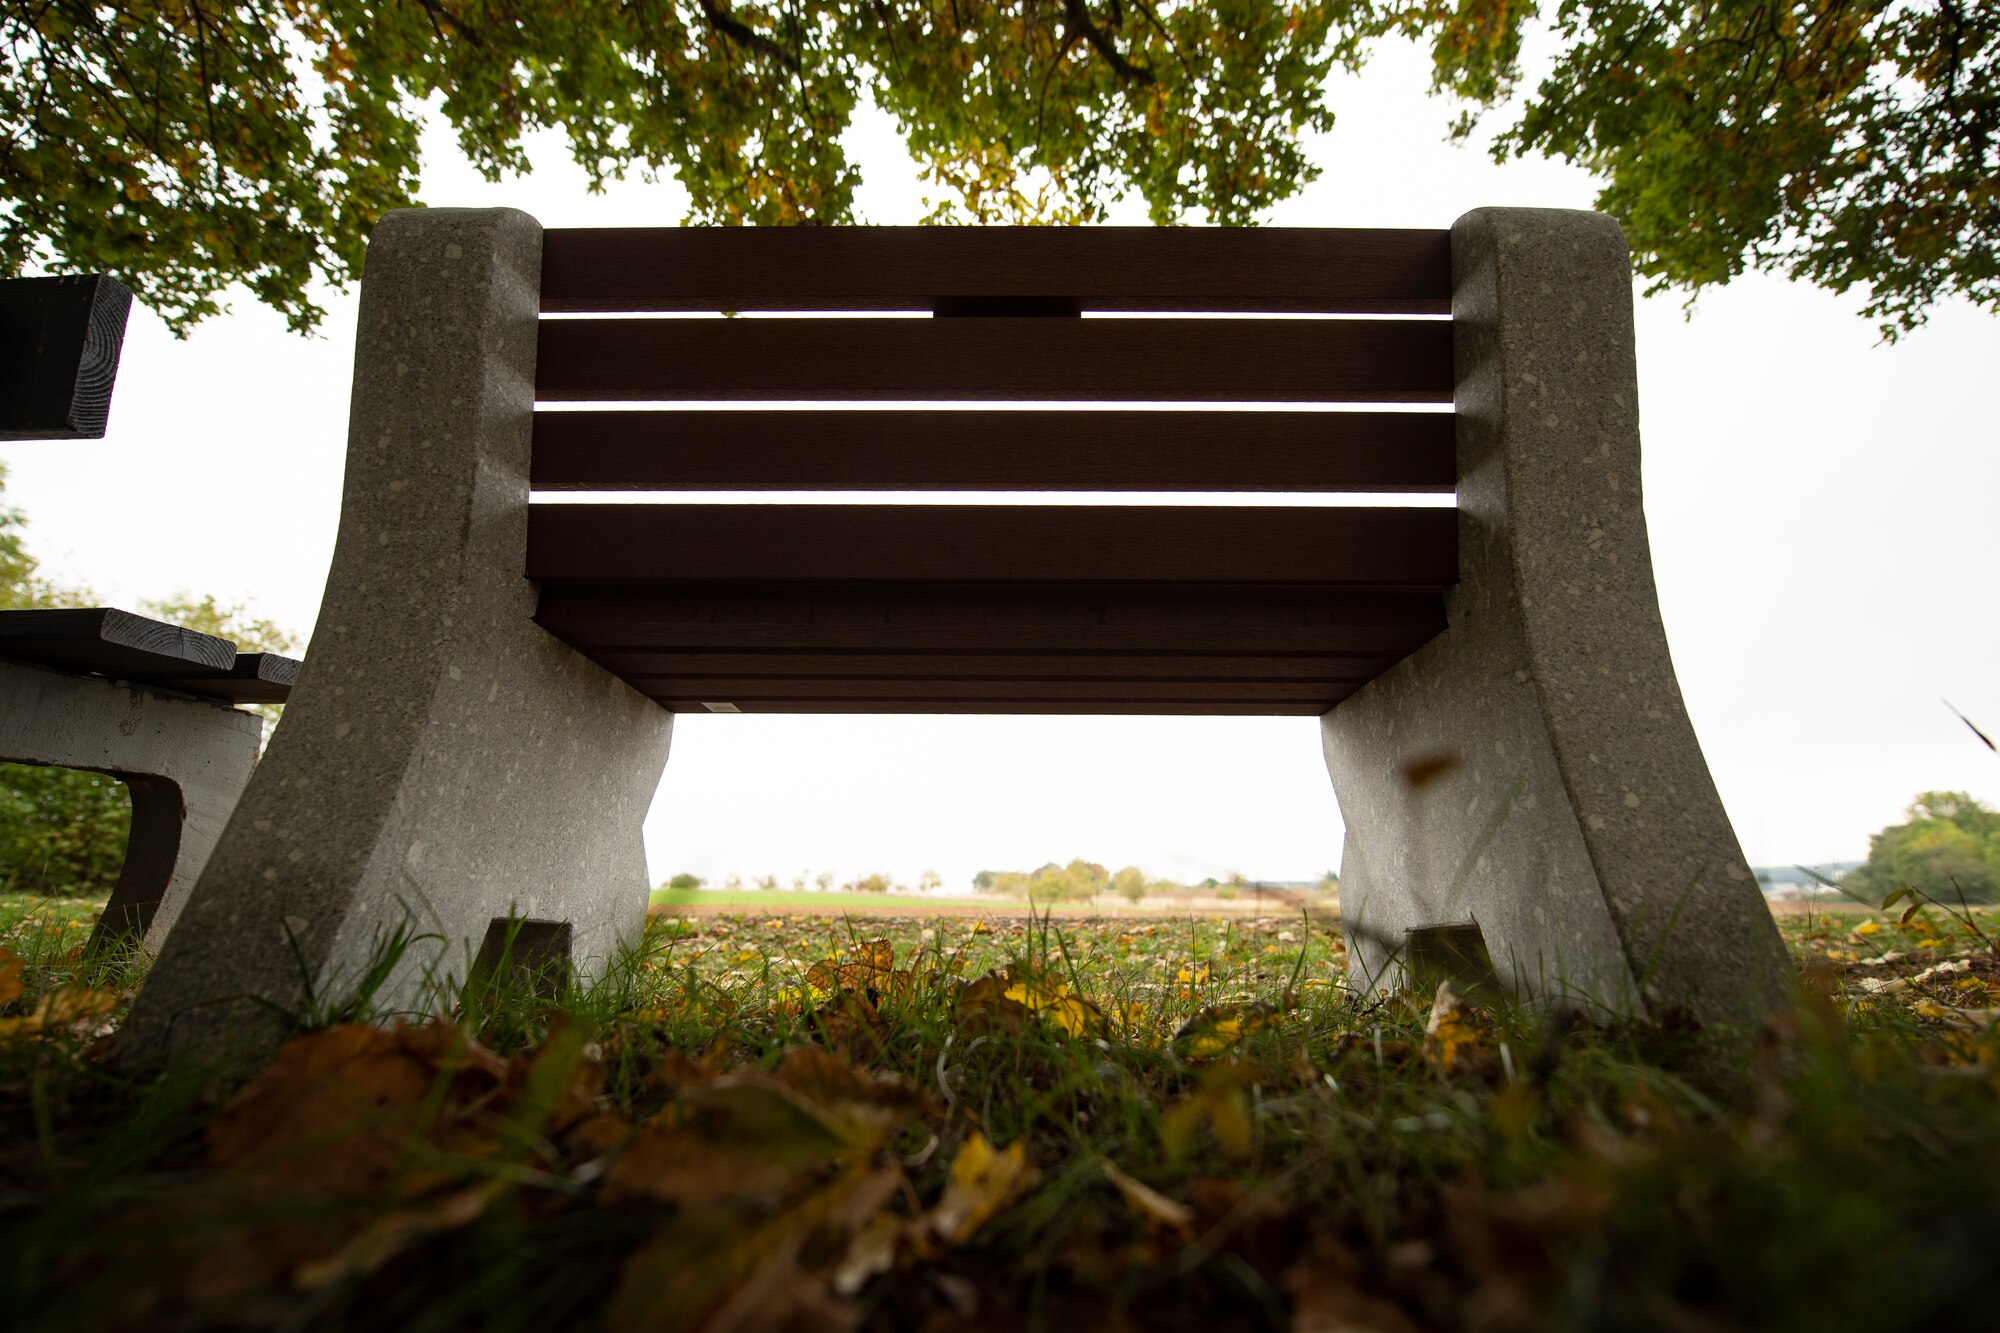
650,698,1346,716
597,652,1396,681
534,584,1447,657
535,319,1452,404
540,227,1450,314
0,608,236,678
527,506,1456,587
530,410,1455,492
623,677,1349,700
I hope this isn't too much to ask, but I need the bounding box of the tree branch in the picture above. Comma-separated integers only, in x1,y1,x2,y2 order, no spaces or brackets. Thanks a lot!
1063,0,1155,85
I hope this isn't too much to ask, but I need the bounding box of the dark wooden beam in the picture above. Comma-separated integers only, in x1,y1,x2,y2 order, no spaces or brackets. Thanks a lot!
540,227,1451,314
0,275,133,440
529,409,1456,493
534,317,1453,404
527,504,1456,587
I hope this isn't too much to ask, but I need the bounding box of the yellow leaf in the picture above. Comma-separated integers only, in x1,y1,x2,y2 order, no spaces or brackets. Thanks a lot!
1854,921,1881,936
928,1133,1038,1245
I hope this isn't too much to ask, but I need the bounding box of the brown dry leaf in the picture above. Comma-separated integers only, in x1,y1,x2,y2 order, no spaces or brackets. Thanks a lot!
207,1021,510,1196
1286,1235,1425,1333
601,1120,814,1209
1101,1160,1195,1237
0,984,124,1045
955,970,1032,1035
928,1133,1039,1246
609,1161,897,1333
807,939,896,996
292,1180,504,1289
773,1046,928,1125
0,947,22,1004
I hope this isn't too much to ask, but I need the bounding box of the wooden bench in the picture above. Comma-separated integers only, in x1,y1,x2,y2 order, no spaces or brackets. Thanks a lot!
0,278,302,953
123,209,1793,1063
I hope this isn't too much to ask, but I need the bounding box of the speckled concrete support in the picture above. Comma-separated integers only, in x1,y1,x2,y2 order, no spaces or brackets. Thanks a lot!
1322,208,1790,1028
0,660,262,952
121,208,673,1064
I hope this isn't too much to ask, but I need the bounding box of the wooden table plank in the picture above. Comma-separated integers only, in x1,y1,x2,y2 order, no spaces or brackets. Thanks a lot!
0,608,236,677
154,653,301,705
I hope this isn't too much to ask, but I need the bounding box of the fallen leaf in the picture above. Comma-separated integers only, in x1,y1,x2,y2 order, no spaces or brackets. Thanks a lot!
928,1133,1038,1245
1286,1235,1424,1333
1101,1160,1195,1237
206,1021,510,1196
0,984,124,1046
1160,1063,1258,1163
1424,979,1491,1076
0,948,21,1005
292,1180,504,1289
1174,1002,1281,1059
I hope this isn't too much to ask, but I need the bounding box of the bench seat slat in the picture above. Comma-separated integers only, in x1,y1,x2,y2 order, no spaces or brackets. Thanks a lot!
534,583,1444,714
529,409,1455,492
592,652,1399,681
526,505,1457,587
642,696,1354,716
534,318,1453,404
535,584,1446,656
539,227,1450,315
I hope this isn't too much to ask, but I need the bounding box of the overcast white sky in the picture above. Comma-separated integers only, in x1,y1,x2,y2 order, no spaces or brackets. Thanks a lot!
4,42,1995,890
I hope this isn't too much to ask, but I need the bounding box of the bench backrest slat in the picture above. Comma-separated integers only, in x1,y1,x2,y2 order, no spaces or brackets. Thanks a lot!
540,227,1451,314
534,315,1452,404
528,409,1455,493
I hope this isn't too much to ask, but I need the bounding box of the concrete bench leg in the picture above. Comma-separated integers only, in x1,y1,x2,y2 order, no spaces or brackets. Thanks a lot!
0,660,262,951
1321,208,1791,1029
120,208,673,1065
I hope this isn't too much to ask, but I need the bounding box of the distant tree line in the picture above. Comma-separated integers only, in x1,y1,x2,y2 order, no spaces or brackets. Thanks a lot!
1844,792,2000,905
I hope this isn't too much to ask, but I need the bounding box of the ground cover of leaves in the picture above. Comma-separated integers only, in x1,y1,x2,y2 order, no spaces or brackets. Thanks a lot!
4,894,2000,1331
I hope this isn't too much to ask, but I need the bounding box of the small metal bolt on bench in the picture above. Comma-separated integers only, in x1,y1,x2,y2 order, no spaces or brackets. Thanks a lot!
0,276,301,953
120,208,1793,1064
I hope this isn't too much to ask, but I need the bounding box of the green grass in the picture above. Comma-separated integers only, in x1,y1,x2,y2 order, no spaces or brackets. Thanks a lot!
4,892,2000,1331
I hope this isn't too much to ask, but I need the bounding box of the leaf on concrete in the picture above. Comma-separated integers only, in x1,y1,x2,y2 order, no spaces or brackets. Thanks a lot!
927,1133,1038,1246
